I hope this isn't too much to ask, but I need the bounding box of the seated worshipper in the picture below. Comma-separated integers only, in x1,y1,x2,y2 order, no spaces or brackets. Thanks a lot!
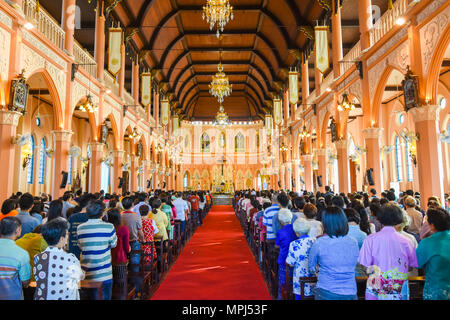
303,204,323,239
140,205,158,264
161,197,174,240
29,203,45,224
275,208,298,300
291,197,306,218
77,200,117,300
358,203,418,300
16,225,48,283
16,193,40,238
395,209,418,249
286,218,316,300
270,193,291,238
309,206,360,300
1,199,19,221
121,196,145,261
416,207,450,300
0,217,31,300
42,200,64,224
403,196,423,235
344,208,367,249
33,218,84,300
107,208,130,284
150,198,169,242
369,201,383,232
248,199,261,226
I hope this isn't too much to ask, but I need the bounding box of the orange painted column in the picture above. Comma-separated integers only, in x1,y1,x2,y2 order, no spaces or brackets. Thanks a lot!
51,130,73,199
293,160,300,193
112,150,124,194
410,105,445,207
132,56,139,104
130,156,138,192
362,127,383,195
283,90,289,126
63,0,77,55
358,0,373,51
331,1,343,78
335,140,350,194
153,165,159,190
302,154,313,192
315,69,322,97
95,4,105,81
0,110,22,201
88,142,103,193
143,160,151,191
301,57,309,109
280,167,286,190
154,90,160,127
316,148,327,192
285,163,292,191
7,0,23,11
118,43,125,99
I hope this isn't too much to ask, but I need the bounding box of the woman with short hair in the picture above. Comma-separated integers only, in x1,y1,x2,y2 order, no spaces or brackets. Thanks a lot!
308,206,360,300
416,208,450,300
286,218,316,300
358,203,418,300
33,218,84,300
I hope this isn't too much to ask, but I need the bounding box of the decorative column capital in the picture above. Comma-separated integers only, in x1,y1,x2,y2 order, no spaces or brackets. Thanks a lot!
362,127,383,139
409,105,440,123
112,150,124,157
315,148,327,156
301,154,313,162
0,110,22,126
88,142,105,152
335,139,348,149
51,130,73,142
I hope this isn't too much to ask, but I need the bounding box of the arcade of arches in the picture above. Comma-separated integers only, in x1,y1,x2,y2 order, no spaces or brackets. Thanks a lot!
0,0,448,208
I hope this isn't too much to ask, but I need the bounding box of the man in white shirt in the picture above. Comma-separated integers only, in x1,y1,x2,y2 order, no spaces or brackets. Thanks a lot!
133,193,151,214
173,192,189,241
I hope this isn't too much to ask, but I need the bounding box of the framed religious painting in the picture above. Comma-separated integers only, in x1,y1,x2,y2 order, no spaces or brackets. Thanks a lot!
9,71,29,115
101,124,109,145
402,66,420,112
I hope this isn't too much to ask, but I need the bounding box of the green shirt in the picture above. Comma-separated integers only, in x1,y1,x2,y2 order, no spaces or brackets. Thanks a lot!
416,230,450,300
16,233,48,282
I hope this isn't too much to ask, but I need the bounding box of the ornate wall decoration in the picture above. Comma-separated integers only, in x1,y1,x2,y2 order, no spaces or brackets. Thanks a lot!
368,58,386,100
367,28,408,67
349,80,362,103
0,9,12,28
0,27,10,84
420,6,449,75
417,0,447,25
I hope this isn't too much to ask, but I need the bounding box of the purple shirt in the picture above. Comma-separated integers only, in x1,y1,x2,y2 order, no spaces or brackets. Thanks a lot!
358,226,418,300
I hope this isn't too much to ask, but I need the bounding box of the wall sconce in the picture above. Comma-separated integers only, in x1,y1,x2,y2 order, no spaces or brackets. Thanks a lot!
22,143,33,170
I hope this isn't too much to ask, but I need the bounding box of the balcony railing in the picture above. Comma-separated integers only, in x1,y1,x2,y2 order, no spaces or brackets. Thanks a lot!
369,0,408,46
341,41,361,74
74,41,97,79
104,71,120,97
22,0,65,50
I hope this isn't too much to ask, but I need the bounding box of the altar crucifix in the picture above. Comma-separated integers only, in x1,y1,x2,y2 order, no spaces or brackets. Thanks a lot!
218,157,227,177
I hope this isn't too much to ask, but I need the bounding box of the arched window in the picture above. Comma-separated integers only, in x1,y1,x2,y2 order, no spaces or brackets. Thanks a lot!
395,136,403,182
26,136,35,185
235,132,245,152
405,141,413,182
38,138,46,185
201,133,210,153
184,172,189,189
68,155,73,185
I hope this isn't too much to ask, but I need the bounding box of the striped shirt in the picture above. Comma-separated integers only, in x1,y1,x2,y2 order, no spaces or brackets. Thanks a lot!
263,204,280,240
77,219,117,283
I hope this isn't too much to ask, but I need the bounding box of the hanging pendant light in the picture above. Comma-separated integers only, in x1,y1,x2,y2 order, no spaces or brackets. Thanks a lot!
337,93,355,112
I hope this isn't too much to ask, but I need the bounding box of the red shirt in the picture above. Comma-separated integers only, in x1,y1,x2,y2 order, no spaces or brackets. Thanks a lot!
189,196,200,211
111,225,130,264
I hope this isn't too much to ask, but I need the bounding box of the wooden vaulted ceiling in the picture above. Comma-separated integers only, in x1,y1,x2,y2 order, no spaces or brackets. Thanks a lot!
40,0,383,121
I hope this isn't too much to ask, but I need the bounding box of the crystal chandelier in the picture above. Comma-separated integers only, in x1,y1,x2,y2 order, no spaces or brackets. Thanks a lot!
299,125,311,139
203,0,234,38
209,63,232,103
337,93,356,112
213,105,232,128
76,94,97,113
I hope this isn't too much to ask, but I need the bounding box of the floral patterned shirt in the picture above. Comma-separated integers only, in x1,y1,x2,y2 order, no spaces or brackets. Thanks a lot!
358,226,418,300
285,235,316,296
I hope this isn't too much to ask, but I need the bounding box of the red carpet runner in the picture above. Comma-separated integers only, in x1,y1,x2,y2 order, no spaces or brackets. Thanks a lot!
151,205,271,300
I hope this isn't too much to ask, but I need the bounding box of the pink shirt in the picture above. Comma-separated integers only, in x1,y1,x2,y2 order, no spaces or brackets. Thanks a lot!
358,226,418,300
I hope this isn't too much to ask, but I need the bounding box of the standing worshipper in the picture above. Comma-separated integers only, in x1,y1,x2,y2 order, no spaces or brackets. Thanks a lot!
77,200,117,300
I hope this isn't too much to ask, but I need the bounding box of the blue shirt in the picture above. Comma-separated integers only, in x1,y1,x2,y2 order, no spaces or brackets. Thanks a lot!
263,204,280,240
0,239,31,300
68,211,89,260
347,225,367,249
309,234,360,296
16,211,40,238
275,224,298,265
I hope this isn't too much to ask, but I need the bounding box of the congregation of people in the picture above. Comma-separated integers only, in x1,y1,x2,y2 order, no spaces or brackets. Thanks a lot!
234,187,450,300
0,189,212,300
